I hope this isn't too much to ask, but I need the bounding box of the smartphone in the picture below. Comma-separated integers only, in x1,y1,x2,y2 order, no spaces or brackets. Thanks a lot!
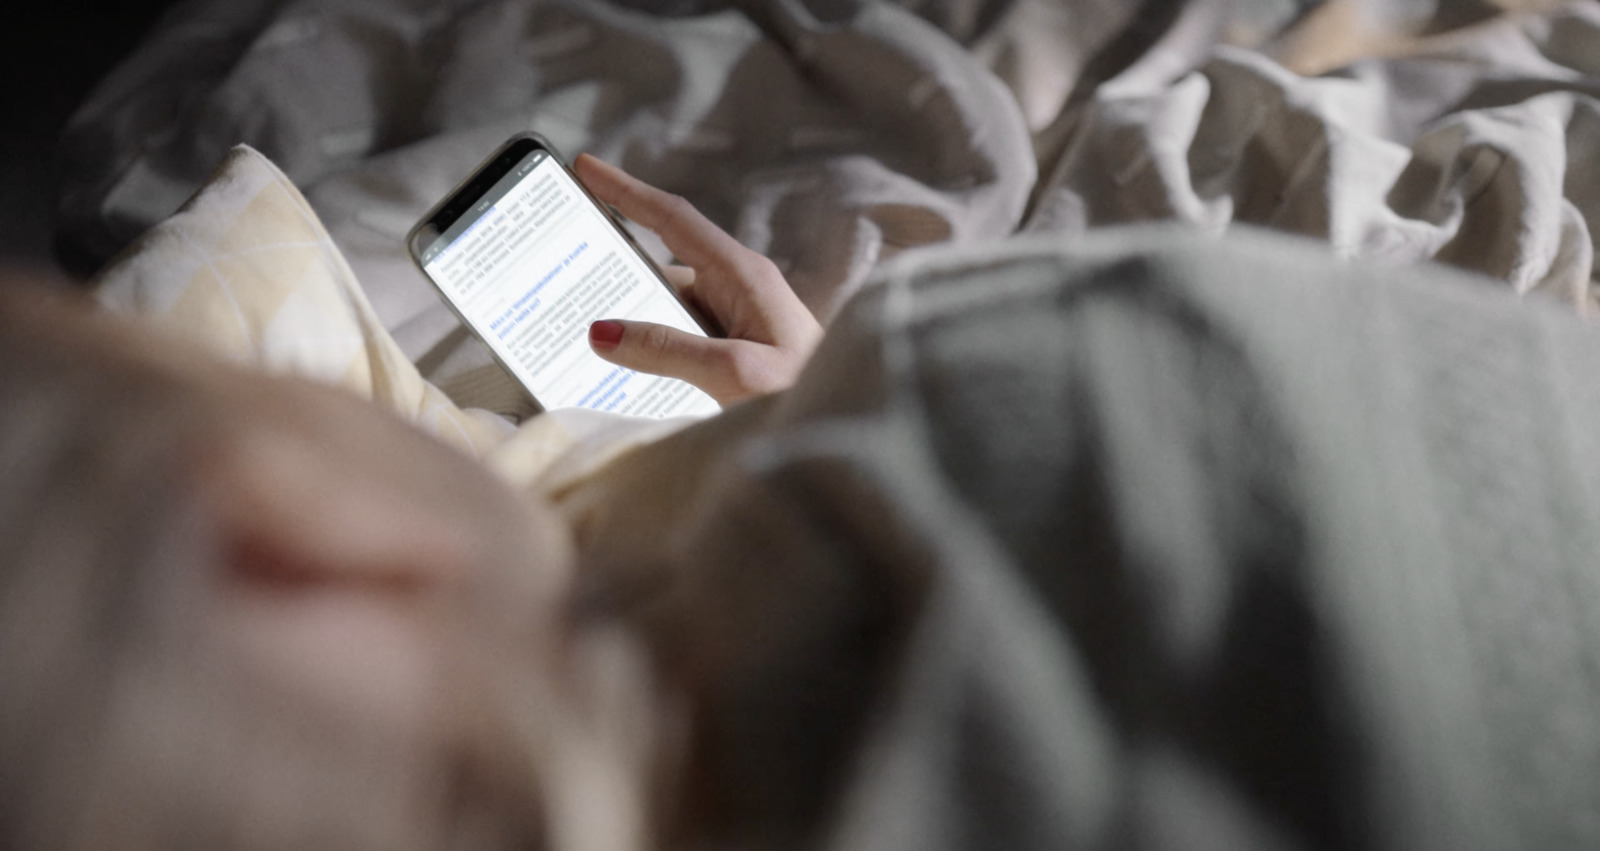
407,133,721,418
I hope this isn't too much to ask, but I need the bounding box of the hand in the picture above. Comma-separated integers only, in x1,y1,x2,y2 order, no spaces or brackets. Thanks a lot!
573,154,824,407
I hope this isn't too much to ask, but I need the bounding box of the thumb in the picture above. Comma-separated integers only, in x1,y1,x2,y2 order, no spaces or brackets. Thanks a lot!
588,319,742,402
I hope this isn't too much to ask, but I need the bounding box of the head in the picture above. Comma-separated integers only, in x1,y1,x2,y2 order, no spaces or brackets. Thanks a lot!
0,275,658,850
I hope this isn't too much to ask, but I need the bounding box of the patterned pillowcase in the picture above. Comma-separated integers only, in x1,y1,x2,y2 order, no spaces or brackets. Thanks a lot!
92,144,700,494
94,144,514,456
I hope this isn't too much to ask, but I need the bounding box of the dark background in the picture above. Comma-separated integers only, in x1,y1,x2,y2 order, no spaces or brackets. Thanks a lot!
1,0,183,275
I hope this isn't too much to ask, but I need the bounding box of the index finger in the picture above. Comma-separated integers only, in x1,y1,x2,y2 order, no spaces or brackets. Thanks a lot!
572,154,745,273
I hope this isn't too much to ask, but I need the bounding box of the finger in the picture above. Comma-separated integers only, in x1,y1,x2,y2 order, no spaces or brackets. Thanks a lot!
588,319,749,404
659,264,695,290
657,265,707,318
573,154,744,272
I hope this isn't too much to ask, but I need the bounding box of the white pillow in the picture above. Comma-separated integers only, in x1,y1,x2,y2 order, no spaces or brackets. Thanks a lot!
94,144,696,489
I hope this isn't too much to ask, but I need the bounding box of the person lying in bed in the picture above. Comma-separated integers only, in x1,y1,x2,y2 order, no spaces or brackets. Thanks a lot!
0,155,820,851
6,157,1600,851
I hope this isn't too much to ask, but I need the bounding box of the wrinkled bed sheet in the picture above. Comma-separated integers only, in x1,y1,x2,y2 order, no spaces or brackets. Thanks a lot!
58,0,1600,406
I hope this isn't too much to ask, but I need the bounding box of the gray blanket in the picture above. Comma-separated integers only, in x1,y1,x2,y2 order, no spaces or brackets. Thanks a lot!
562,227,1600,850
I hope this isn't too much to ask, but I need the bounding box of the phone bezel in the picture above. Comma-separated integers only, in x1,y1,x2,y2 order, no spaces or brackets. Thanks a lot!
404,132,718,415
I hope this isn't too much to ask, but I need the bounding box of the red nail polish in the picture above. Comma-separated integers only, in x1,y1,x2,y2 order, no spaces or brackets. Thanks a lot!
589,320,624,349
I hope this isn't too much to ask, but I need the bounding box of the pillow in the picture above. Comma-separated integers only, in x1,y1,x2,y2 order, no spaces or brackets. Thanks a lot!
93,144,690,486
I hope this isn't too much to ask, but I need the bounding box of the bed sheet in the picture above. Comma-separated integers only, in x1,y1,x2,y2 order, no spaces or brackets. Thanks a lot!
59,0,1600,411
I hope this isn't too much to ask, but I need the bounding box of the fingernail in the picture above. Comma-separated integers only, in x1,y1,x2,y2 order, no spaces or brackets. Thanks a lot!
589,320,624,350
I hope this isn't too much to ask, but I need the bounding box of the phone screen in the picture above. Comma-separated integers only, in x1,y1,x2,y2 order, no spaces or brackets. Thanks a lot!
417,145,720,418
